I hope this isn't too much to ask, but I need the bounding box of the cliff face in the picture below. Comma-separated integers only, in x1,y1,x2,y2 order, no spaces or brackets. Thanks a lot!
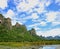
5,18,12,29
0,14,12,29
0,14,4,24
29,28,36,36
0,14,36,35
0,14,39,42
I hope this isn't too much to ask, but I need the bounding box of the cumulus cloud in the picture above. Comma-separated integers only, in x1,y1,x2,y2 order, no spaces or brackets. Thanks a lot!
45,0,51,6
34,6,45,14
0,0,8,9
17,2,29,11
28,23,39,28
45,11,60,27
40,21,47,26
31,13,39,19
22,13,39,20
4,9,15,18
4,9,18,25
16,0,39,12
32,19,41,22
37,28,60,37
33,0,51,14
27,0,39,7
46,11,60,22
28,23,41,31
34,27,40,30
11,19,16,25
16,0,52,13
14,0,22,5
55,13,60,22
52,21,60,26
11,18,23,25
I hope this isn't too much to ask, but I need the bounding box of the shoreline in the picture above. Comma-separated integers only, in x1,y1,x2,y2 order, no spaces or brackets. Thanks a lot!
0,41,60,47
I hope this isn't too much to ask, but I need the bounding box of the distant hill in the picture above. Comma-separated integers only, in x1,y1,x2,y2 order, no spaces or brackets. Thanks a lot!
0,14,60,42
46,36,60,40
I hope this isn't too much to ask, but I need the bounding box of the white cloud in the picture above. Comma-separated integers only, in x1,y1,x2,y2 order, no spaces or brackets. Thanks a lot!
4,9,15,18
16,0,52,14
31,13,39,19
14,0,22,5
17,21,23,25
46,11,59,22
11,18,23,25
36,28,60,37
28,23,42,31
0,0,8,9
52,21,60,26
34,27,40,30
45,0,51,6
40,21,47,26
34,0,51,13
27,0,39,7
16,0,39,12
32,20,47,27
28,23,41,28
34,7,46,14
22,13,39,20
17,2,29,11
4,9,19,25
45,11,60,26
28,24,38,28
32,19,41,22
55,13,60,22
11,20,16,25
33,1,45,13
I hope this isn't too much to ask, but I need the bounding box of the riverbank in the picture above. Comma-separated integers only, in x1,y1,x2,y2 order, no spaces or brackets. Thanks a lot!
0,44,60,49
0,41,60,47
0,45,40,49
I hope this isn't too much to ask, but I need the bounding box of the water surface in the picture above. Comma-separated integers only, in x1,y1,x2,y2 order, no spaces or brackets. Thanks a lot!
39,45,60,49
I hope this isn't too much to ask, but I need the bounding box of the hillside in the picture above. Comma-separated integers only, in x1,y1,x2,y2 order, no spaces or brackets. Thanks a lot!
0,14,60,42
0,14,42,42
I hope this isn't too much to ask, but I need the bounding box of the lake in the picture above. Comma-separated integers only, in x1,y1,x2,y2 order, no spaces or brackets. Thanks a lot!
39,45,60,49
0,45,60,49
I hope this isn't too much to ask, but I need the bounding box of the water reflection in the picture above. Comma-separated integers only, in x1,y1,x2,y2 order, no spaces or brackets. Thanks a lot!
39,45,60,49
43,46,55,49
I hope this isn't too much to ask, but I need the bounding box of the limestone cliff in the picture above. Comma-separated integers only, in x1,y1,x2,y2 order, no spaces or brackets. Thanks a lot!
0,14,12,29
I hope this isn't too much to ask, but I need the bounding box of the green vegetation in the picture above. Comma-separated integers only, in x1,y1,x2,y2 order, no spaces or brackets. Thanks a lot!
0,14,43,42
0,14,60,46
0,41,60,47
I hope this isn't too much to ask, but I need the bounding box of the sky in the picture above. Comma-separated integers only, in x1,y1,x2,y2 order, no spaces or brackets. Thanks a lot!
0,0,60,37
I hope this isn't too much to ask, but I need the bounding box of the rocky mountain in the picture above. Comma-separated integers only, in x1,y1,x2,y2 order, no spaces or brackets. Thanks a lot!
0,14,40,42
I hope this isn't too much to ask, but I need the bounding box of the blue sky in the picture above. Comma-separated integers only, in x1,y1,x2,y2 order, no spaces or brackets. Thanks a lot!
0,0,60,37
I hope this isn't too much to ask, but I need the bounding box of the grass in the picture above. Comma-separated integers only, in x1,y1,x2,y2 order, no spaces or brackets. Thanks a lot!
0,41,60,47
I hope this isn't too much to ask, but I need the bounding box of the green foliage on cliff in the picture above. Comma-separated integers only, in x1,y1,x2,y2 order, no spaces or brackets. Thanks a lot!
0,14,42,42
0,14,59,42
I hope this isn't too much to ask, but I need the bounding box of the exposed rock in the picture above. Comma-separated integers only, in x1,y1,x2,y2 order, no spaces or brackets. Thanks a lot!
15,22,21,28
0,14,4,24
0,14,12,29
29,28,36,36
5,18,12,29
